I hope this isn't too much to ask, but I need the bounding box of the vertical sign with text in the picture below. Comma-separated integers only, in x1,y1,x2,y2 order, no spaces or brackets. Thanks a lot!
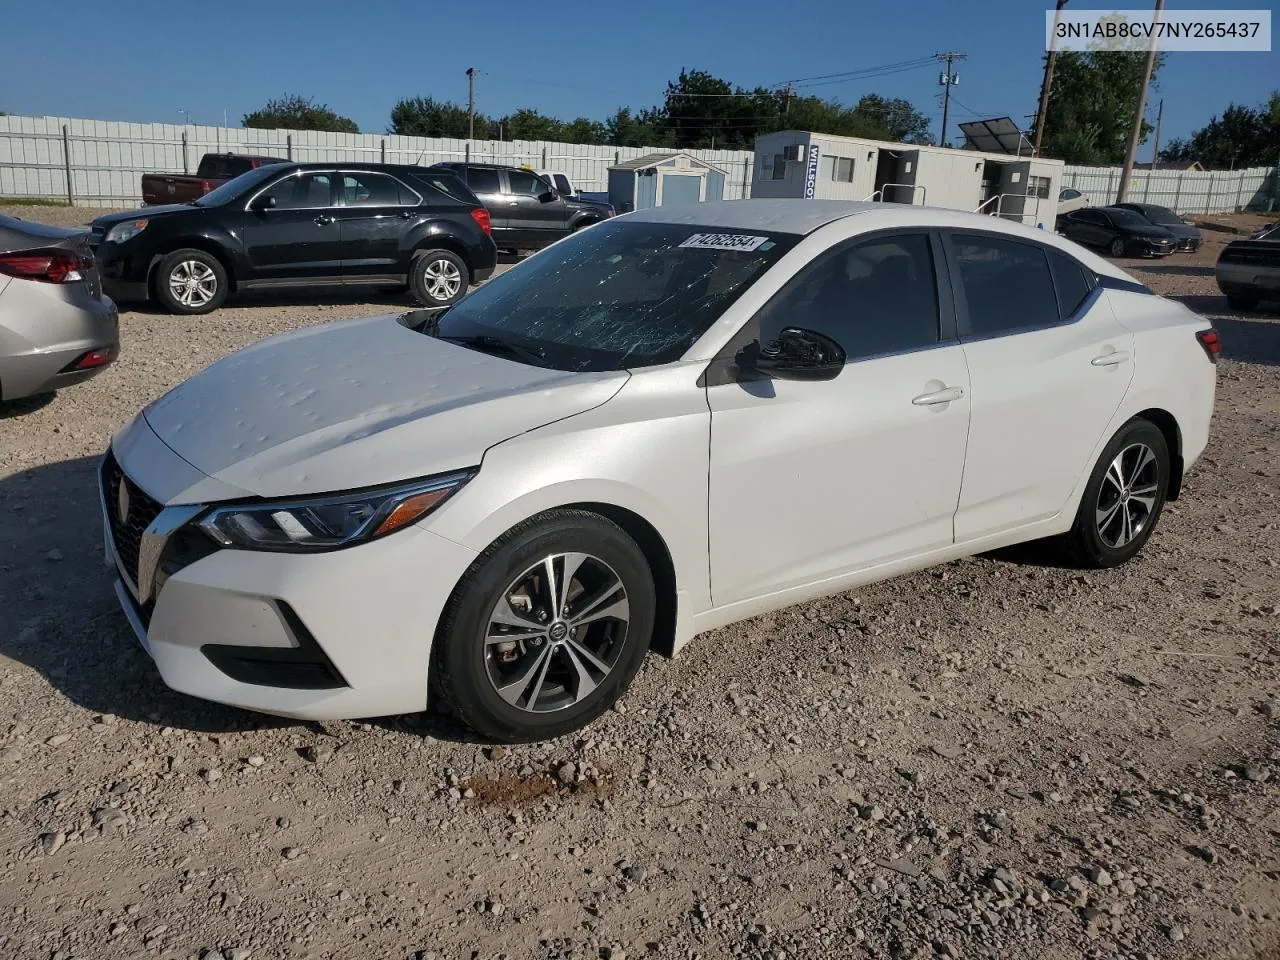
803,144,820,199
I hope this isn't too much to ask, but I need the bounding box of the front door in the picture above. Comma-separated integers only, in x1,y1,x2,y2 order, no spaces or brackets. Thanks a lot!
945,230,1135,541
241,172,342,281
334,170,419,283
504,169,568,248
707,230,971,606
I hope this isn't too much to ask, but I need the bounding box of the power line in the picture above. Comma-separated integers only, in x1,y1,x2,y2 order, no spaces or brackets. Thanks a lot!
780,56,938,87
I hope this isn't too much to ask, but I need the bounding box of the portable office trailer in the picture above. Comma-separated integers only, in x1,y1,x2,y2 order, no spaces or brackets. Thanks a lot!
607,153,727,213
752,130,1064,227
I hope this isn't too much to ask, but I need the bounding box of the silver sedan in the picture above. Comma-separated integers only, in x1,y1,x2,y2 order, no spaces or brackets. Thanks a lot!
0,215,119,403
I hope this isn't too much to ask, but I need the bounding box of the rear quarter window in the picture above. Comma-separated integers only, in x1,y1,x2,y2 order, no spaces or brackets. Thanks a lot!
1047,248,1097,320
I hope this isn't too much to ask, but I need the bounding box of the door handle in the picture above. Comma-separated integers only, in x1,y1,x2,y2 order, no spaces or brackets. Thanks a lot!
1091,350,1131,366
508,200,520,207
314,214,334,226
912,386,964,406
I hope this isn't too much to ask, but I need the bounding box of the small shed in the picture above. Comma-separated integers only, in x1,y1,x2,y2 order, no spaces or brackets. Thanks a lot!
608,153,727,213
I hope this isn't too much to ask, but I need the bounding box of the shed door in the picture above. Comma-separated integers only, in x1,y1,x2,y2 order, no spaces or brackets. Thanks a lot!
659,173,703,206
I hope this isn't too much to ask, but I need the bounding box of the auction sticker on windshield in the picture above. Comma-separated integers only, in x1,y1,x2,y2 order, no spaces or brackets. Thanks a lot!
679,233,770,252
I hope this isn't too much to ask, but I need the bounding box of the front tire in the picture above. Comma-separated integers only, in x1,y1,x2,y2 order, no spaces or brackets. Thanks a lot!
409,249,468,307
1108,237,1127,257
1062,418,1170,569
433,510,655,742
154,249,227,315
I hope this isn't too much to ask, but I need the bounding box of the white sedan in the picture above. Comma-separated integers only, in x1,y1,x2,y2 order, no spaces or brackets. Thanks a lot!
100,200,1218,742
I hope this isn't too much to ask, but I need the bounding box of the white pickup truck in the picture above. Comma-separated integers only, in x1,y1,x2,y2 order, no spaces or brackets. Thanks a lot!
535,169,578,198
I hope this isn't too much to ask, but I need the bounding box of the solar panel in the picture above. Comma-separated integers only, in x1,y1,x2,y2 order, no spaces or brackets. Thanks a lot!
959,118,1036,155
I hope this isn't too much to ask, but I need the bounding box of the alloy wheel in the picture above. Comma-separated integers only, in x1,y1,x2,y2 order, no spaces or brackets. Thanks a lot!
484,552,630,714
423,258,462,301
1095,442,1159,548
168,260,218,308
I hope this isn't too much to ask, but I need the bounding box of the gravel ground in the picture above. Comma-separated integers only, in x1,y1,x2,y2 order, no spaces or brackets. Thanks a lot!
0,205,1277,960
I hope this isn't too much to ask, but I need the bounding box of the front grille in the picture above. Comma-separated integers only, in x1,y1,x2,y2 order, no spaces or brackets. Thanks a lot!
100,450,163,590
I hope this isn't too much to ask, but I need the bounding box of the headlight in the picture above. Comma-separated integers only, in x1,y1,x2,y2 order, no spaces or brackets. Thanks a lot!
197,470,473,552
104,219,149,244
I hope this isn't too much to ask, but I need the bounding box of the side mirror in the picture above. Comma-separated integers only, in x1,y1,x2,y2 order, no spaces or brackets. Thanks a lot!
744,327,846,381
253,194,277,210
538,190,557,203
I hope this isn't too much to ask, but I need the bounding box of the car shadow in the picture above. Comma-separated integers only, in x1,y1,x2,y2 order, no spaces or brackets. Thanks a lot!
1130,264,1215,278
1169,295,1280,365
0,453,482,740
0,392,56,419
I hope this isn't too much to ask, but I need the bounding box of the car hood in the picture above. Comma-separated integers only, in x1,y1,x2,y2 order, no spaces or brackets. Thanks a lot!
1154,222,1200,240
92,204,200,227
565,197,615,216
142,312,628,499
1124,224,1176,240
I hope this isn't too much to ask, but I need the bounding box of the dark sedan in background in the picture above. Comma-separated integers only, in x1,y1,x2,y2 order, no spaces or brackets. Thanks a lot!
1216,222,1280,310
1113,202,1204,252
0,215,118,402
1058,206,1178,258
90,163,497,314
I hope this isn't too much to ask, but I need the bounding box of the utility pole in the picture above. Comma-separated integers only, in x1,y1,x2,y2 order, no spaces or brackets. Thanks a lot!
1033,0,1068,156
466,67,476,140
935,52,965,147
1117,0,1164,203
1149,98,1164,169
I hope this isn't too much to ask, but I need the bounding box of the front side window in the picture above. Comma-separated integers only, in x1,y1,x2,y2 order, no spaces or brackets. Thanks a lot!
507,170,547,197
430,220,799,371
195,165,282,207
553,174,572,194
952,233,1059,338
754,233,940,360
1060,188,1080,200
259,173,333,210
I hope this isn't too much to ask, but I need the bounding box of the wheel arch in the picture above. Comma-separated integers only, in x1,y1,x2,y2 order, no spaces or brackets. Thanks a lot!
409,232,475,281
148,238,239,293
1134,407,1184,500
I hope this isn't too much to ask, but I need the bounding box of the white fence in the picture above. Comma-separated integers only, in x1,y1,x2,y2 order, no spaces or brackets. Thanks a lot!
0,114,754,208
1,113,1276,215
1061,164,1277,216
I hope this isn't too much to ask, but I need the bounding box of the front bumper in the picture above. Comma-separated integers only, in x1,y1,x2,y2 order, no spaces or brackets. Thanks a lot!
100,430,479,720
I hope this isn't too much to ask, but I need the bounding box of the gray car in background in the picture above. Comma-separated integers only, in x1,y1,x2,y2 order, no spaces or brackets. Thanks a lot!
0,215,118,403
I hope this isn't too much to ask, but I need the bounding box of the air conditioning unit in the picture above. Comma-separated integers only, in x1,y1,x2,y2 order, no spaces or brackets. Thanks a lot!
784,144,807,162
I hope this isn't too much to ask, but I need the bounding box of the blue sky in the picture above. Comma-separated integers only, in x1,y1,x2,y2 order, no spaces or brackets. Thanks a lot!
1,0,1275,152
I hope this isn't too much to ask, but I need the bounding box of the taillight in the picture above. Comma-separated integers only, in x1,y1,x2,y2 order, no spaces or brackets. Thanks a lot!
470,208,492,236
70,346,117,370
0,250,85,284
201,180,215,194
1196,328,1220,364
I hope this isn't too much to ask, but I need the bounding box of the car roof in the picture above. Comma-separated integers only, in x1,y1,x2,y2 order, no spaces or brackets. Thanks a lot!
623,200,883,235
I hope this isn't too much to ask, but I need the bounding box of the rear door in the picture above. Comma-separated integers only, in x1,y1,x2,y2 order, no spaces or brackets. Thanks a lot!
945,230,1134,542
240,171,343,282
504,169,568,248
334,170,421,283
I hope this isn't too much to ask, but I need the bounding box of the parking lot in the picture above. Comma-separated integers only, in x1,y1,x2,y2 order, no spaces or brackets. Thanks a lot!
0,205,1277,960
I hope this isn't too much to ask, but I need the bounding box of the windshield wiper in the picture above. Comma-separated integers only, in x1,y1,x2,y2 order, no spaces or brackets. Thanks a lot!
440,334,547,366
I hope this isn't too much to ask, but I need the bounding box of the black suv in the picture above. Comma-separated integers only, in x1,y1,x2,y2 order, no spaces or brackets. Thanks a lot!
429,162,613,251
90,163,497,314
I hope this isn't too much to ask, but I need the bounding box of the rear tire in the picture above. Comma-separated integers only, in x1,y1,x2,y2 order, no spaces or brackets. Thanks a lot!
1062,418,1170,569
433,510,655,743
1108,237,1126,257
153,249,228,315
1226,294,1258,311
409,249,468,307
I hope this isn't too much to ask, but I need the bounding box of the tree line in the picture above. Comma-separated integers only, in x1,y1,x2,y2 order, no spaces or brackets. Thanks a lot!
241,70,933,151
241,69,1279,171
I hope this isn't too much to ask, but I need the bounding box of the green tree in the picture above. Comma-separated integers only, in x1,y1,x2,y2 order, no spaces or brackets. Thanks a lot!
1162,92,1280,169
389,97,490,139
560,117,609,144
243,95,358,133
498,108,564,141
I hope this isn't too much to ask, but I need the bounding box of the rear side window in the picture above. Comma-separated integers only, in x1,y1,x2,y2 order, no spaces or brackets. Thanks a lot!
952,234,1059,338
341,172,416,206
466,168,501,194
1047,248,1096,320
755,233,940,360
410,172,472,203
